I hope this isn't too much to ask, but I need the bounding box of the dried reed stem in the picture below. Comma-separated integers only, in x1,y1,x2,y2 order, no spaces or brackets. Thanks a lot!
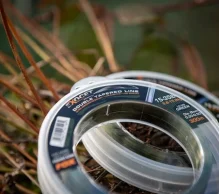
6,2,90,79
16,183,38,194
0,0,48,115
17,28,78,82
0,95,39,133
0,130,37,165
0,114,37,135
79,0,120,72
0,146,39,187
0,79,38,106
0,52,18,76
89,57,105,76
6,18,60,101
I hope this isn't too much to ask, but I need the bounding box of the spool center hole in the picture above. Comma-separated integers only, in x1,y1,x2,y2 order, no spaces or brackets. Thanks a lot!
76,121,192,194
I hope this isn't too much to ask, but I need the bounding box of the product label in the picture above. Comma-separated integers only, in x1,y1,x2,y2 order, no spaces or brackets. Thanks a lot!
45,80,217,193
131,77,219,122
47,84,208,177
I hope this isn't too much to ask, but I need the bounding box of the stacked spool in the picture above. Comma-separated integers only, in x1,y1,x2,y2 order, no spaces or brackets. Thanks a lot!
38,71,219,194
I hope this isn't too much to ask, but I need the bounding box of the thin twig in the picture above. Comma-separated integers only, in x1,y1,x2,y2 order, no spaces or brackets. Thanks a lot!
0,137,37,144
0,52,18,76
76,48,100,60
0,146,39,187
79,0,120,72
10,59,47,85
16,28,79,82
0,0,48,115
0,79,38,106
6,18,60,101
110,180,122,192
95,170,108,182
89,57,105,76
6,2,91,79
0,95,39,133
0,114,37,135
86,165,102,173
0,130,37,165
16,183,38,194
25,161,37,169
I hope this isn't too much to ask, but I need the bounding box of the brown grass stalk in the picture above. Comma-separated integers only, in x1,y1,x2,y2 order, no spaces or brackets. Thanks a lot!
0,79,38,106
28,16,91,77
79,0,120,72
16,183,38,194
25,161,37,169
0,52,18,76
6,19,60,101
16,28,78,82
0,114,37,135
10,59,47,86
17,17,86,80
0,129,37,165
0,52,32,89
0,0,48,115
6,2,90,79
0,146,39,187
89,57,105,76
0,95,39,133
10,55,74,85
0,51,18,67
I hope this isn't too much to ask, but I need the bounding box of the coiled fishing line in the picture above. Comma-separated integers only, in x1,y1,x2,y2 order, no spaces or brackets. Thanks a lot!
107,71,219,121
38,79,219,194
82,71,219,193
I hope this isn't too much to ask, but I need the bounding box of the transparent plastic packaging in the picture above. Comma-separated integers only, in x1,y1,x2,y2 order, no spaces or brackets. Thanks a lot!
82,71,219,193
38,78,219,194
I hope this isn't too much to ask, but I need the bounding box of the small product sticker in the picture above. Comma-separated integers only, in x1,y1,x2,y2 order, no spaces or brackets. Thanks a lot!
49,116,70,147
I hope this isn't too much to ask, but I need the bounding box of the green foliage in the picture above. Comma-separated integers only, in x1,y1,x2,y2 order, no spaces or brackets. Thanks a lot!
131,33,177,73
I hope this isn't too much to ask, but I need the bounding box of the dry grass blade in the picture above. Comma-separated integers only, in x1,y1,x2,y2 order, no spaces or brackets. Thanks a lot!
181,41,208,89
16,183,38,194
0,95,39,133
0,78,38,106
0,0,48,115
29,18,91,77
10,60,47,86
0,129,37,165
89,57,105,76
0,51,18,66
6,19,60,101
110,180,122,192
79,0,120,72
0,146,39,187
16,28,78,82
115,4,157,25
0,52,18,76
6,2,90,79
0,114,37,135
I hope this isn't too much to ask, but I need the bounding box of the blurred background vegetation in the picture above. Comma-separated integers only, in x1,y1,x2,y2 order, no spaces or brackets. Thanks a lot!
1,0,219,89
0,0,219,193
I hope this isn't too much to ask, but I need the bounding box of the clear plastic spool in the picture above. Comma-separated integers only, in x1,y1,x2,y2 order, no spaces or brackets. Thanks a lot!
104,71,219,193
38,80,219,194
